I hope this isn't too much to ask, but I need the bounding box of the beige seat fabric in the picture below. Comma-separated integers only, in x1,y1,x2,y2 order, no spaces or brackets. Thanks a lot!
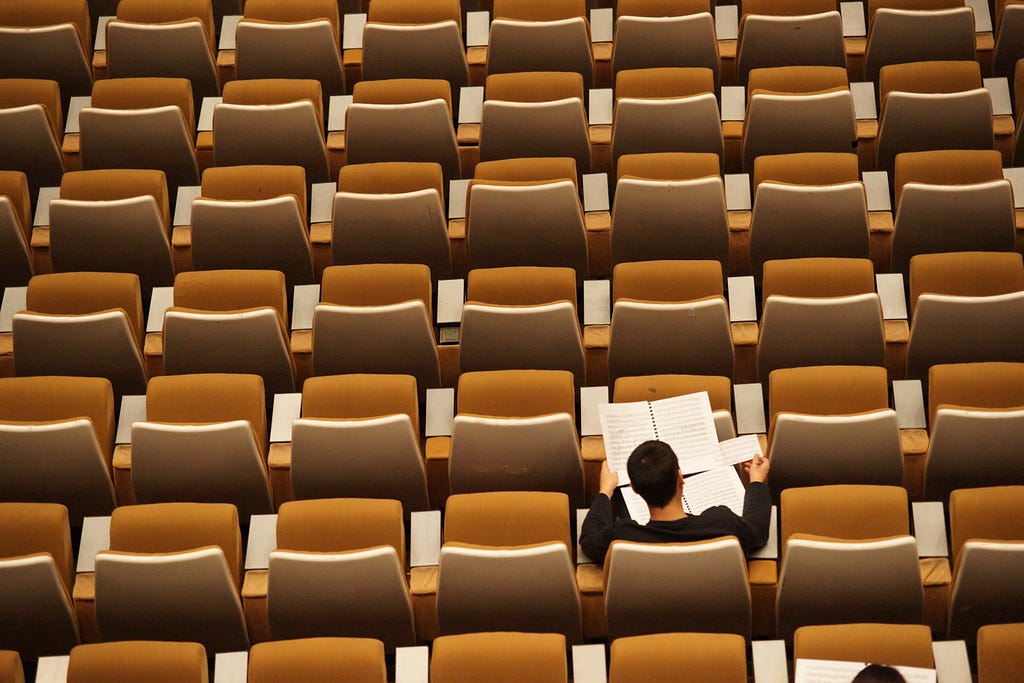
486,0,594,88
864,6,976,83
737,11,846,85
793,623,935,669
612,9,719,83
13,272,147,396
95,502,247,653
430,632,568,683
247,637,387,683
0,0,93,100
609,632,748,683
604,538,752,640
0,376,116,523
0,503,78,661
0,651,23,683
978,622,1024,683
67,641,208,683
0,170,33,288
0,79,66,197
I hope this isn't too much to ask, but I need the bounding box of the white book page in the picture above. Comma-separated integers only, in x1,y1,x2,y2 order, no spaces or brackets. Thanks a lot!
681,466,745,516
795,659,935,683
598,402,658,475
621,485,651,525
716,434,763,468
649,392,722,474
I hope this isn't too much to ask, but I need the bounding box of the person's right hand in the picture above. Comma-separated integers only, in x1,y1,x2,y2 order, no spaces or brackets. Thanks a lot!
599,460,620,497
744,453,770,483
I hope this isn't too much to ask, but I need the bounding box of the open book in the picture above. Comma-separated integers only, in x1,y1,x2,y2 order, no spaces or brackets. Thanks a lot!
599,391,762,477
620,466,746,525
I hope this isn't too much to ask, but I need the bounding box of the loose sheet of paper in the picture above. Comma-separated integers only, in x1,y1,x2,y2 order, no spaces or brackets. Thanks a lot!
795,659,935,683
681,466,745,515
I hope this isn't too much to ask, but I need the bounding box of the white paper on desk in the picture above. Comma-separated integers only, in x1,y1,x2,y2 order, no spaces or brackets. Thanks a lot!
795,659,935,683
681,466,745,516
598,392,720,476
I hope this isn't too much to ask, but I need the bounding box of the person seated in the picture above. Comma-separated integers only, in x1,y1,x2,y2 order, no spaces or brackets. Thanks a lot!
580,439,771,563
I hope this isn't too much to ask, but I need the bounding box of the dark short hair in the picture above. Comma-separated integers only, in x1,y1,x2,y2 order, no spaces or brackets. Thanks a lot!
851,664,907,683
626,440,680,509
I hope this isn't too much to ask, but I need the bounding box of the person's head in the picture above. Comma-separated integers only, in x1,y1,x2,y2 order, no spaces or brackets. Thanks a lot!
626,440,682,509
851,664,907,683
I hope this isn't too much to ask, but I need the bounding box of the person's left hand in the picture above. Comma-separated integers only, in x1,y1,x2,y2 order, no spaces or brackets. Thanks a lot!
599,460,620,497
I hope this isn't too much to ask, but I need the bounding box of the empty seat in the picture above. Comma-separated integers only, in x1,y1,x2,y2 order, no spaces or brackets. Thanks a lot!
13,272,147,396
757,258,885,381
0,170,33,288
905,252,1024,382
333,161,452,280
437,491,582,642
431,632,568,683
267,498,416,649
459,267,586,386
922,361,1024,502
0,79,65,198
479,72,591,174
737,6,845,84
611,0,719,82
215,78,330,184
947,486,1024,639
0,0,92,101
466,158,589,280
993,4,1024,78
0,502,79,660
608,260,734,383
346,78,460,186
766,365,902,500
131,373,273,518
978,622,1024,683
604,538,752,640
163,269,296,394
864,3,976,83
0,376,116,524
312,263,441,396
191,164,315,287
247,637,387,683
106,0,219,103
486,0,594,88
235,0,344,97
291,373,430,514
609,632,748,683
49,169,176,291
94,502,247,652
448,371,585,505
66,641,208,683
611,152,728,269
80,77,199,195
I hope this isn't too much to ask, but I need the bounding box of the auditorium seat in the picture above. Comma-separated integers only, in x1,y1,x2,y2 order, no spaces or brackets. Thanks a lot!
91,502,248,653
776,485,923,641
978,622,1024,683
0,0,92,103
191,165,316,287
80,77,200,195
922,361,1024,502
0,376,116,523
611,0,719,83
757,257,885,381
947,486,1024,639
611,153,728,269
106,0,219,104
766,365,902,500
0,79,65,199
130,373,274,518
49,169,176,291
609,632,748,683
333,161,453,280
431,632,568,683
264,498,416,648
436,491,582,641
235,0,345,98
214,78,330,184
604,538,752,640
994,3,1024,79
610,67,722,173
247,637,387,683
864,1,976,83
447,370,585,504
737,0,845,85
479,72,592,174
608,260,733,383
0,502,79,660
486,0,594,88
0,651,22,683
290,373,430,514
13,272,147,397
66,641,208,683
793,622,935,668
459,266,586,382
162,269,296,394
346,78,461,186
0,171,33,289
311,263,441,396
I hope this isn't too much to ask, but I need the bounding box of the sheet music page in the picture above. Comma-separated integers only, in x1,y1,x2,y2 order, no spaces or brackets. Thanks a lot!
649,392,721,474
795,659,936,683
598,402,657,474
716,434,764,468
681,467,746,516
620,485,652,525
